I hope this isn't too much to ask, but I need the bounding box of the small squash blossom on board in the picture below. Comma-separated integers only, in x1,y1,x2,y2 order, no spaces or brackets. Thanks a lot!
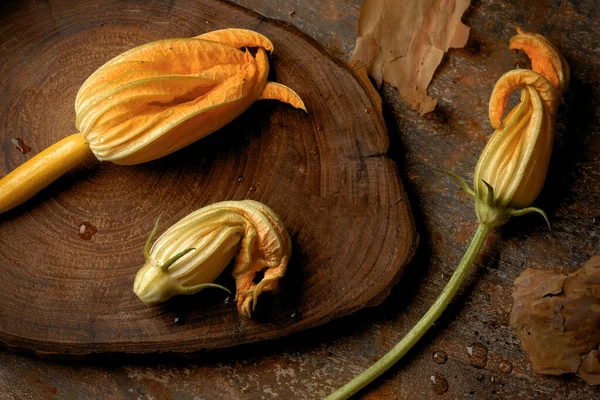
327,29,568,400
133,200,291,318
0,28,305,214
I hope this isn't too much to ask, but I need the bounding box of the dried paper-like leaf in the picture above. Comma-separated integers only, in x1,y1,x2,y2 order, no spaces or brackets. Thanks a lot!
351,0,471,115
510,256,600,385
579,348,600,385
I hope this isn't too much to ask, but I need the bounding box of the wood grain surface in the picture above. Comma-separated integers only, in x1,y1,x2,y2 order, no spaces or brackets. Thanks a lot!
1,0,600,399
0,0,416,354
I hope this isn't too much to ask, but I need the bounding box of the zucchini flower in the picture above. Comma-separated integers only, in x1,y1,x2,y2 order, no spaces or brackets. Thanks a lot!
133,200,291,319
473,28,569,226
328,29,568,399
0,29,305,214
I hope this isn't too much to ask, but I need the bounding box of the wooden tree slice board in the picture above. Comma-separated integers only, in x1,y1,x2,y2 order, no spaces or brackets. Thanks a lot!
0,0,416,355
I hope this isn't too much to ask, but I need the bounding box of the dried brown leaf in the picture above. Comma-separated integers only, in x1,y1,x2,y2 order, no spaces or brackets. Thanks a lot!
351,0,471,115
578,348,600,385
510,255,600,384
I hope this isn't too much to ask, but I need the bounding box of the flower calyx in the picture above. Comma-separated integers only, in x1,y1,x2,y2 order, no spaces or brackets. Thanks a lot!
440,171,550,229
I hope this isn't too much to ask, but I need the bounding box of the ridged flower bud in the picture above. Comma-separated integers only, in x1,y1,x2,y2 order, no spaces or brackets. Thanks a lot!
75,28,305,165
473,28,568,227
0,29,305,214
133,200,291,318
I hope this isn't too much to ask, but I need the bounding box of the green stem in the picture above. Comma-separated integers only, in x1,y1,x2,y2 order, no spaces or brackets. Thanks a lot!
325,223,491,400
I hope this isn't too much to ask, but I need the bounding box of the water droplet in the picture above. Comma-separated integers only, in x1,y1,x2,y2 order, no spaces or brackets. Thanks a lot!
467,343,488,368
433,350,448,364
11,138,32,154
78,222,97,240
99,136,105,143
238,176,243,182
223,296,230,305
290,311,302,320
430,374,449,395
174,315,185,325
498,360,512,374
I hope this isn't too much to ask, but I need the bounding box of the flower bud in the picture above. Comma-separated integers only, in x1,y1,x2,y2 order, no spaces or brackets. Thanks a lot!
0,29,306,215
133,200,291,318
473,29,568,226
74,29,305,166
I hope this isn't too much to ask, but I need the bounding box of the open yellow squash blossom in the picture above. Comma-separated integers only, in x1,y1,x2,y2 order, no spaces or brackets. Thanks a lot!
328,28,568,399
133,200,291,319
0,29,305,213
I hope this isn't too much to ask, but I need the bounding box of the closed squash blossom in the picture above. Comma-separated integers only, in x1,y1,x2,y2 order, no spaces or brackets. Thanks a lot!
0,29,305,213
474,28,568,226
75,29,305,165
133,200,292,319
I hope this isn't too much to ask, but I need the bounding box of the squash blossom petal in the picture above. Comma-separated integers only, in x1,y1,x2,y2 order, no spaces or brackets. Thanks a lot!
133,200,292,319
